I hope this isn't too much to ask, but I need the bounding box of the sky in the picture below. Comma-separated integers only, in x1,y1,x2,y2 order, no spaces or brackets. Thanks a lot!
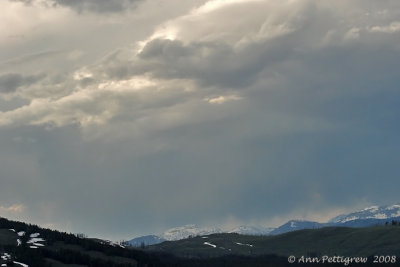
1,0,400,241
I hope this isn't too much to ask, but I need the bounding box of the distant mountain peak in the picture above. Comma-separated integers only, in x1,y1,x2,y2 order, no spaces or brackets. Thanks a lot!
387,204,400,210
329,204,400,223
362,206,379,212
161,224,222,241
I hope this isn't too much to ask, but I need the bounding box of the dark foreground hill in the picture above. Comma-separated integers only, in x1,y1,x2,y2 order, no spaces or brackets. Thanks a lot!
147,226,400,263
0,217,168,267
0,217,292,267
2,217,400,267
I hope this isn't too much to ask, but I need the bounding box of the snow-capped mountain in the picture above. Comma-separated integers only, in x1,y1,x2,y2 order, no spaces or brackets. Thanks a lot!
228,225,274,235
128,224,223,246
127,204,400,244
161,224,222,241
329,204,400,223
269,204,400,235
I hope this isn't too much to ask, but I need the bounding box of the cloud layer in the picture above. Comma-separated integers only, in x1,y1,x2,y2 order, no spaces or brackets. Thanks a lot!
1,0,400,240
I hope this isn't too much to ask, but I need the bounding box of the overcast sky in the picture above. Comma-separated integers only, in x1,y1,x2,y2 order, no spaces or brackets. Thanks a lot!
1,0,400,241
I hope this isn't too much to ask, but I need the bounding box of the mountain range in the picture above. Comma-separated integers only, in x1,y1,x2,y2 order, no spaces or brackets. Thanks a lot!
128,204,400,246
2,209,400,267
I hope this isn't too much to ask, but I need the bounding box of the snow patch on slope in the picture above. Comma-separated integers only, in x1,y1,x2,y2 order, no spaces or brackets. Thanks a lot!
204,242,217,248
235,242,253,247
17,231,25,237
1,252,29,267
14,261,29,267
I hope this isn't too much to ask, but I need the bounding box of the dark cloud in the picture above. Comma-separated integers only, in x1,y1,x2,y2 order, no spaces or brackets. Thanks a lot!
0,73,44,94
54,0,141,13
137,39,267,88
10,0,142,13
99,36,295,89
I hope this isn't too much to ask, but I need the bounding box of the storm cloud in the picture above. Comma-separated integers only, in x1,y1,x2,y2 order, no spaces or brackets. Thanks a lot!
10,0,142,13
0,73,44,94
1,0,400,240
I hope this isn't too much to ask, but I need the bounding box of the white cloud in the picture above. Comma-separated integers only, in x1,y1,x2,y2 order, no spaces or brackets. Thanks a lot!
0,0,73,45
141,0,300,49
369,21,400,33
344,27,360,40
206,95,242,104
